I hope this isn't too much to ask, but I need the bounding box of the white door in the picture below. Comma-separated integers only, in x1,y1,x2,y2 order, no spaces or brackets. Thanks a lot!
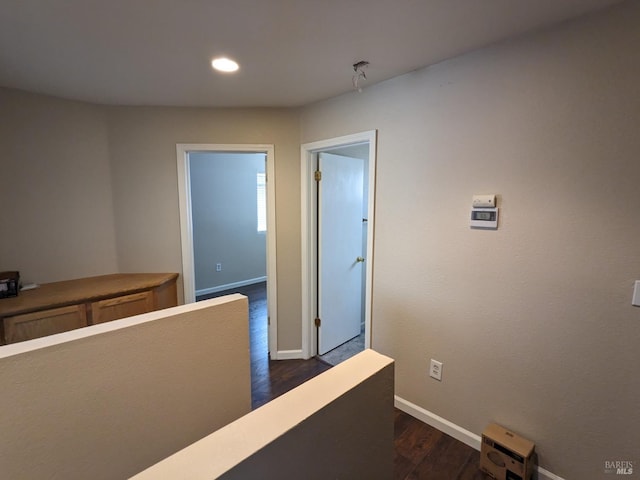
318,152,365,355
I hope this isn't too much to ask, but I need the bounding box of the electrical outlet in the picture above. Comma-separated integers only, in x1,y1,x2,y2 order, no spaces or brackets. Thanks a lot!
429,359,443,381
216,263,222,272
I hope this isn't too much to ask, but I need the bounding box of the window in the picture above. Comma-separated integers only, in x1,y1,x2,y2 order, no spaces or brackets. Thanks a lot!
257,172,267,232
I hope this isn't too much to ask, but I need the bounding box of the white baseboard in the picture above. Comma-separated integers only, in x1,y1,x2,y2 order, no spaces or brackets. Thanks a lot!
535,467,567,480
272,349,304,360
394,396,481,450
196,277,266,297
394,395,565,480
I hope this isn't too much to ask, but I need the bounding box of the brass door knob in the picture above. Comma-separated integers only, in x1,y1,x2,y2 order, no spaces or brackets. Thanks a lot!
356,256,365,263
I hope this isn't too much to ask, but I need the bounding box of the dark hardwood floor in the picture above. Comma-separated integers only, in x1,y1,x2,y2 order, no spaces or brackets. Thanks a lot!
198,282,485,479
394,409,485,480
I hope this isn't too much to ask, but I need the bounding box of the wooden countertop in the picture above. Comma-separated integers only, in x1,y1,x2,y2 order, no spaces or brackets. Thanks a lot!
0,273,179,318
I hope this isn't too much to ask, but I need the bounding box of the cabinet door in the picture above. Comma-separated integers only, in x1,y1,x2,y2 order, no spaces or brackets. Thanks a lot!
4,304,88,344
91,291,154,324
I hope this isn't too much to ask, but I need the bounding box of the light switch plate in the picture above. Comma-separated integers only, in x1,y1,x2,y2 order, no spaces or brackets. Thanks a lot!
633,281,640,307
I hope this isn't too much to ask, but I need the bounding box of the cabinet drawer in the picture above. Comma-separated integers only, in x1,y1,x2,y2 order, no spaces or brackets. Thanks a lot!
4,304,88,344
91,291,154,324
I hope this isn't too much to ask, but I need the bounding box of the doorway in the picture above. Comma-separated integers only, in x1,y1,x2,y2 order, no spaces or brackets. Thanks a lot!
188,152,267,298
300,131,377,360
176,144,278,359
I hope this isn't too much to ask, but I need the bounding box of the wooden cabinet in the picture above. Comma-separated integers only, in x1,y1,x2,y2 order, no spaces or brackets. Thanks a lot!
4,304,88,344
0,273,178,345
91,291,154,324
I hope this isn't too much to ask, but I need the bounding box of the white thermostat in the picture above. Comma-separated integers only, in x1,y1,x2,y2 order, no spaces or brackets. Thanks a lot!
470,207,499,229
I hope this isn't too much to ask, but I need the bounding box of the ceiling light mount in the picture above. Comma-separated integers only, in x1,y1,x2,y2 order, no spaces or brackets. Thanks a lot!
352,61,369,92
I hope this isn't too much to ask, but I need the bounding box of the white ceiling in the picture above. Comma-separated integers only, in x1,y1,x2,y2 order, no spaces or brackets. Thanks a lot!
0,0,623,108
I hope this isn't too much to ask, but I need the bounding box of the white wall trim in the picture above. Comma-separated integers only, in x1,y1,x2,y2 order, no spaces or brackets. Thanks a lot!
300,130,377,359
394,395,565,480
195,277,267,298
536,468,567,480
176,144,278,359
394,395,481,450
274,349,305,360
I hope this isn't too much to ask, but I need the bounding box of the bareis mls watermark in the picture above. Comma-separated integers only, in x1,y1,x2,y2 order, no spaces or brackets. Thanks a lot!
604,460,635,475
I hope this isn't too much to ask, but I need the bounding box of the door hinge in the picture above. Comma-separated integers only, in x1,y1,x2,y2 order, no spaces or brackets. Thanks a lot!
314,317,321,327
314,170,322,182
268,316,271,326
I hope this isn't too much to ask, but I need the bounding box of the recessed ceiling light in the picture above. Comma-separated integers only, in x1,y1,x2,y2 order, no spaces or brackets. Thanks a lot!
211,57,239,73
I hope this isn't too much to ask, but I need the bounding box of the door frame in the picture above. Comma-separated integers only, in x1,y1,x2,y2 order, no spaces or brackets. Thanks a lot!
300,130,377,359
176,144,278,358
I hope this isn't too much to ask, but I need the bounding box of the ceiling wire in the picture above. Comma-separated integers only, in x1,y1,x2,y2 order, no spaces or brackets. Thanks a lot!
352,61,369,92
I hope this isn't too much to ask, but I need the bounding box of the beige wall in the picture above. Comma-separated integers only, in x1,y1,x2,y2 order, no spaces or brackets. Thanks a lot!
132,350,394,480
0,91,302,351
0,89,118,283
300,2,640,478
0,295,252,480
105,106,302,349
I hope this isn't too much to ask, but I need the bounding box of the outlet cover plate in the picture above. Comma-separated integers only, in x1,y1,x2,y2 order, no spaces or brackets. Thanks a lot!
429,359,443,381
